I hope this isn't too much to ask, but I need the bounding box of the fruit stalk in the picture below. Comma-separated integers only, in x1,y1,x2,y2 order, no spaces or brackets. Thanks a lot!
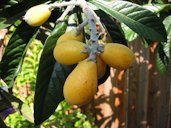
56,4,75,23
50,0,106,39
78,0,104,61
50,0,106,61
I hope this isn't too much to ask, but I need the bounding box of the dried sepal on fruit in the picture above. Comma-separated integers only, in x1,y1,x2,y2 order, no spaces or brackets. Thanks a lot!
100,43,135,70
53,40,88,65
63,59,97,105
24,4,52,27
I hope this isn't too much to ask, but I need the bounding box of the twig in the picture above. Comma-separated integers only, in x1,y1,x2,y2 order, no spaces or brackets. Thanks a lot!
50,0,105,61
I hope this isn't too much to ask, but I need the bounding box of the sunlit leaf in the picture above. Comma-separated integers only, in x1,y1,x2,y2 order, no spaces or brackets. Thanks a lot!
121,23,138,42
0,88,34,123
90,0,167,42
143,3,171,13
0,21,38,88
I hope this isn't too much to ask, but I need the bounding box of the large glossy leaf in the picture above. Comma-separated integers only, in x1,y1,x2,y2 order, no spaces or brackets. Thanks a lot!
143,3,171,13
163,15,171,57
156,43,169,74
121,23,138,42
157,15,171,74
90,0,167,42
0,21,38,88
34,21,76,125
94,10,127,45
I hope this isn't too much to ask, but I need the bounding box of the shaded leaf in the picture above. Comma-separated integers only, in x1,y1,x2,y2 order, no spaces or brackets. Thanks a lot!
157,15,171,74
0,14,23,29
156,43,169,74
0,21,38,88
98,65,110,85
94,10,127,45
34,21,76,125
0,88,33,123
90,0,167,42
0,117,7,128
163,15,171,45
0,0,20,9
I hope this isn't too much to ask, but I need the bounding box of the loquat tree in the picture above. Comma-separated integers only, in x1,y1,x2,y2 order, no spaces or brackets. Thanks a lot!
0,0,170,127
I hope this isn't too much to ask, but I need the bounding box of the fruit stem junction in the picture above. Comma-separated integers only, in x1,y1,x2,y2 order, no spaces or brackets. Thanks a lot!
50,0,106,62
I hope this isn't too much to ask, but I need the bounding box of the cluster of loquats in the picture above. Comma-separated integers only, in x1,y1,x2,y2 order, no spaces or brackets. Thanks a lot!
53,30,135,106
23,2,135,106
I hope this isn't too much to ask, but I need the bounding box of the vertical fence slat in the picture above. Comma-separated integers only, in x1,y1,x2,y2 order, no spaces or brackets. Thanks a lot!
137,40,149,128
157,72,171,128
128,38,141,128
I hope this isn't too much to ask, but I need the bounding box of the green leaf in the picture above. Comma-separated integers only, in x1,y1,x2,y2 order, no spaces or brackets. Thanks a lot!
90,0,167,42
0,14,24,29
0,0,20,9
0,0,33,29
164,15,171,55
143,3,171,13
94,10,127,45
157,15,171,74
163,15,171,43
156,43,169,74
34,21,76,125
0,21,38,88
0,88,34,123
121,23,138,42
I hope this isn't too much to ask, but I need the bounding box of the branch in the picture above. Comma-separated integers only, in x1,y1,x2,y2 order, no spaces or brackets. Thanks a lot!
50,0,105,61
56,5,75,23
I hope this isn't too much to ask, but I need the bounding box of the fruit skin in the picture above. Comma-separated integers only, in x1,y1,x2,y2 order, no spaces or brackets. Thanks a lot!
96,56,106,79
57,29,83,44
53,40,88,65
100,43,135,70
24,4,51,27
63,59,97,105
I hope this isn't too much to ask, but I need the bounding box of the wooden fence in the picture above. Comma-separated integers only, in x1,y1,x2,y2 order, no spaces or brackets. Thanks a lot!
91,38,171,128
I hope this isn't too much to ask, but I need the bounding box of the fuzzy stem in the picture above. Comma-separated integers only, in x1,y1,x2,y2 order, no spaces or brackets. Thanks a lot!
50,0,105,61
50,0,106,37
88,6,106,36
77,0,103,61
56,5,75,23
76,19,88,35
